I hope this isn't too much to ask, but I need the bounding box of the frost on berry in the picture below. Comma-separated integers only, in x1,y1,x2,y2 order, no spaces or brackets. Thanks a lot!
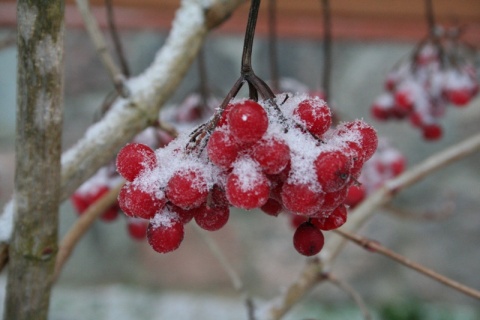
166,169,209,210
314,150,352,193
207,128,240,169
118,182,166,219
293,222,325,256
116,143,157,182
226,157,269,210
293,98,332,137
281,182,324,216
228,99,269,145
147,213,184,254
252,137,290,174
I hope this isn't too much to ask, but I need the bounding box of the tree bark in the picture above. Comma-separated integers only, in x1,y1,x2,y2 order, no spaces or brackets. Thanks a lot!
4,0,65,319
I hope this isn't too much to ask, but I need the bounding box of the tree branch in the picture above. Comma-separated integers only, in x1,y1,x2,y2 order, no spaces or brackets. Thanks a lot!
5,0,65,318
0,0,245,246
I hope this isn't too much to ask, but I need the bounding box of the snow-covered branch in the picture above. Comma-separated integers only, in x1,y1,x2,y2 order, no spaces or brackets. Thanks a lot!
0,0,244,244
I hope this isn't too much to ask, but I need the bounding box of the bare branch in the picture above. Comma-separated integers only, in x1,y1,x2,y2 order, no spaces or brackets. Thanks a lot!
383,201,454,221
105,0,130,77
323,273,372,320
75,0,129,97
334,229,480,300
193,224,256,319
54,182,124,281
323,131,480,264
260,131,480,319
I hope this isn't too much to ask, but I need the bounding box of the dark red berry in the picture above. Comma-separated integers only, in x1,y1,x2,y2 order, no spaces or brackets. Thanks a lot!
194,204,230,231
127,218,148,240
260,198,283,217
314,150,352,193
281,182,324,216
311,204,347,231
293,222,325,256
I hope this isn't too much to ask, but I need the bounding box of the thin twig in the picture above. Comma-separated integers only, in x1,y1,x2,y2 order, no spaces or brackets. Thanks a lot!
193,224,256,320
268,0,279,92
320,0,331,104
105,0,130,77
383,201,454,222
0,242,8,272
323,272,372,320
324,131,480,264
75,0,129,97
334,229,480,300
53,182,124,281
425,0,436,35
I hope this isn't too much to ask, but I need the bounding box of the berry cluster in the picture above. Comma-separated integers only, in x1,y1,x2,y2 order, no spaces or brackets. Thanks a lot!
345,139,406,208
116,94,378,256
371,28,479,141
70,126,171,241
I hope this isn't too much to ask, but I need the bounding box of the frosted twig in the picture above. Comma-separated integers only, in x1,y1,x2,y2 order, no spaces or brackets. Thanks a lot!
261,131,480,319
75,0,129,97
334,229,480,300
53,182,124,281
323,272,372,320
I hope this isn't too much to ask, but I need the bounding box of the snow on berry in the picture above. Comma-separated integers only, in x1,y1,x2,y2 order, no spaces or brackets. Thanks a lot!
371,29,479,141
118,93,378,255
116,143,157,182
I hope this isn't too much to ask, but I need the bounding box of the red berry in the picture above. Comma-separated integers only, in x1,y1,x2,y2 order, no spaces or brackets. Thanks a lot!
390,156,406,177
71,192,90,214
252,137,290,174
311,204,347,231
118,183,166,219
394,90,414,112
228,100,268,145
166,169,209,209
116,143,157,181
289,213,307,229
100,206,119,222
445,88,472,107
207,129,240,169
226,168,270,210
322,188,348,211
345,184,366,208
127,218,148,240
194,204,230,231
170,205,197,224
422,123,442,141
314,150,352,193
260,198,283,217
281,182,324,216
371,103,391,121
340,120,378,161
294,98,332,137
147,218,184,253
293,222,325,256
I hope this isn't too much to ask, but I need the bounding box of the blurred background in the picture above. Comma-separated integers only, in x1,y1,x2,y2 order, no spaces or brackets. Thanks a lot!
0,0,480,319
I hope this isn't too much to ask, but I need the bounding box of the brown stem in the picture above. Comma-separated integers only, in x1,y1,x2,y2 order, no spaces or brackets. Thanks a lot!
425,0,436,36
334,229,480,300
241,0,261,76
105,0,130,77
321,0,332,104
268,0,279,92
